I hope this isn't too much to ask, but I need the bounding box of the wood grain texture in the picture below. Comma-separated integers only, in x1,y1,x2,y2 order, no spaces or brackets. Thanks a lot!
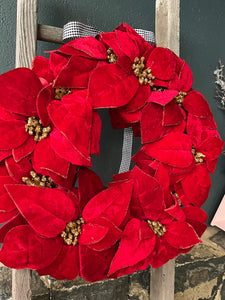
15,0,38,68
14,0,38,299
155,0,180,56
150,1,180,299
150,260,175,300
38,24,63,44
12,269,32,300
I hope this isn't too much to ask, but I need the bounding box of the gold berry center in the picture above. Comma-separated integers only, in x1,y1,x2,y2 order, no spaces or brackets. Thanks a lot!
22,171,54,188
191,146,205,163
147,220,166,237
107,48,117,64
174,91,187,106
54,88,71,100
25,117,51,142
61,217,85,246
171,191,182,206
132,57,155,86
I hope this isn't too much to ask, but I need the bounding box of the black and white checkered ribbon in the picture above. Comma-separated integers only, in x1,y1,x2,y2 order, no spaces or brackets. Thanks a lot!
63,21,155,173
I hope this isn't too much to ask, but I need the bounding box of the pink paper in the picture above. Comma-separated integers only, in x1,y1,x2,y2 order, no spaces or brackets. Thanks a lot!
211,194,225,231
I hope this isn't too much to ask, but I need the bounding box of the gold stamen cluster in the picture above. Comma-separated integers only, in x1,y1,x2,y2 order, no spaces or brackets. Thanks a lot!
147,220,166,237
25,117,51,142
107,48,117,64
191,146,206,163
174,91,187,106
22,171,54,188
54,88,71,100
132,57,155,86
61,217,85,246
171,191,182,205
152,86,166,92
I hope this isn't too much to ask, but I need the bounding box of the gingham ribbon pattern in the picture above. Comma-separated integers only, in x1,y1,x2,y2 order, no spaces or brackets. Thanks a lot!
63,21,155,173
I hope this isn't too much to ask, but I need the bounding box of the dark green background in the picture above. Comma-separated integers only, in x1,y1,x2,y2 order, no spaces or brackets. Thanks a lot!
0,0,225,223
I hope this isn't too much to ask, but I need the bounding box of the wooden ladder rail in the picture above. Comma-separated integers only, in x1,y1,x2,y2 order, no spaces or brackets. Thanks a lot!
13,0,180,299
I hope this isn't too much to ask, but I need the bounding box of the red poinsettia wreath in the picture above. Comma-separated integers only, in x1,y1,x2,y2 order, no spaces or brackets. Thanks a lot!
0,23,223,282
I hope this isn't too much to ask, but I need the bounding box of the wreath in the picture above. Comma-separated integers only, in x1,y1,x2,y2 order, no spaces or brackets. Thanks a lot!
0,23,223,282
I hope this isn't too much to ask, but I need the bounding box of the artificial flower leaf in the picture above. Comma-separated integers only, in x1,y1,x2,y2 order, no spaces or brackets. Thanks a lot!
33,138,70,178
48,93,93,158
49,129,92,167
183,91,213,118
13,136,36,162
165,221,201,249
0,119,28,150
78,167,104,211
82,180,133,227
142,133,194,168
37,243,79,280
0,213,27,243
109,219,156,275
5,156,32,183
5,184,76,238
88,64,139,108
0,225,62,269
0,68,41,116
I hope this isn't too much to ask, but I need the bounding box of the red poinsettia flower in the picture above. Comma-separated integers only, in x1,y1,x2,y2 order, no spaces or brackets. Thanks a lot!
0,179,133,281
107,179,201,277
0,69,101,177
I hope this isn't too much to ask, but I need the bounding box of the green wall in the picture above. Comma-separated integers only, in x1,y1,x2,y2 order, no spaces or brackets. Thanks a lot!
0,0,225,223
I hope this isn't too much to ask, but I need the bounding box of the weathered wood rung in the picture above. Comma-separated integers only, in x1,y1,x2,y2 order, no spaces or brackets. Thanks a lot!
37,24,63,44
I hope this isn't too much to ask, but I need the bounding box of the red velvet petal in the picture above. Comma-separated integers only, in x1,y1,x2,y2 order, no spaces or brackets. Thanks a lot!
37,243,79,280
0,225,62,269
0,68,41,116
183,206,207,237
91,110,101,155
55,55,98,88
83,181,133,227
13,136,36,162
33,139,70,178
163,101,183,126
48,94,93,158
0,213,27,243
165,221,201,249
5,184,76,238
129,167,164,220
109,107,140,129
148,90,179,106
125,85,150,113
79,222,108,246
37,85,53,126
0,119,28,150
0,176,16,212
181,165,211,206
82,217,122,251
0,209,18,223
0,149,11,163
147,48,177,80
79,244,117,282
57,36,107,59
197,135,224,161
5,157,32,183
183,91,213,118
142,133,194,168
78,168,104,211
169,61,193,92
141,102,165,143
88,64,139,108
31,56,54,83
49,52,70,78
109,219,156,275
49,128,92,167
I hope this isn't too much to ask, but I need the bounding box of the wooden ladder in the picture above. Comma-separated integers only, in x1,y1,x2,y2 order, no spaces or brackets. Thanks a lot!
13,0,180,299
